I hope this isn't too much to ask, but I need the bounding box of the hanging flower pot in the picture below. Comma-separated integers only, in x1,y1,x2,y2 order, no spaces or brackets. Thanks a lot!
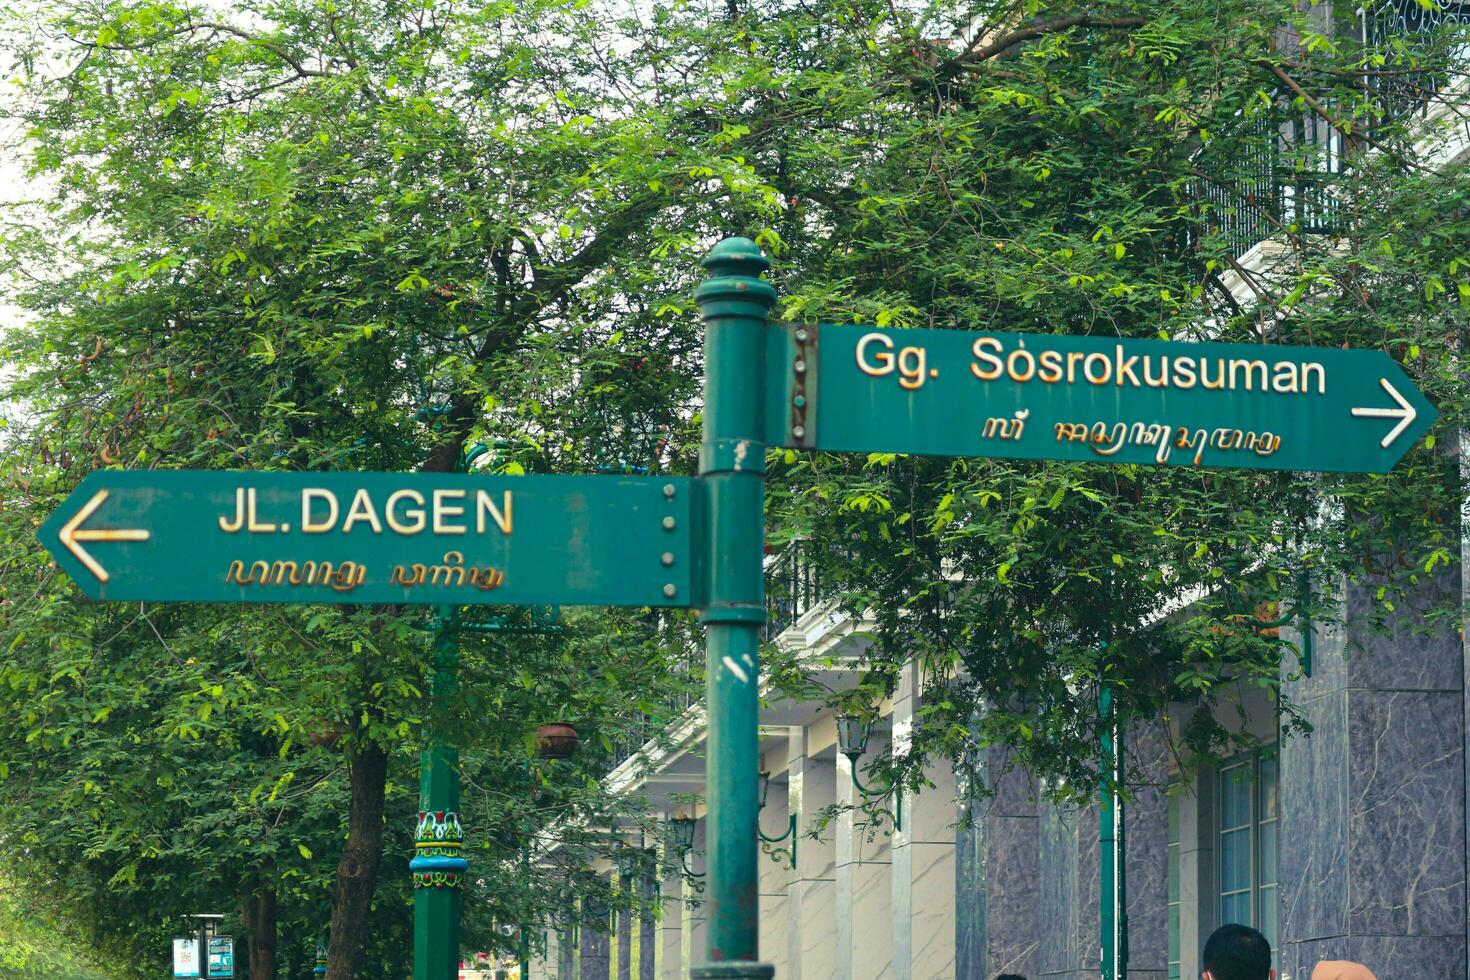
535,722,579,759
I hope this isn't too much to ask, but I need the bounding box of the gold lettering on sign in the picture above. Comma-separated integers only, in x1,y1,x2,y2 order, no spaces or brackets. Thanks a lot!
220,488,246,533
968,341,1328,396
856,332,932,389
302,489,339,533
432,489,466,534
225,559,365,592
341,489,383,534
246,488,276,533
390,553,505,592
981,409,1029,441
1050,418,1282,466
475,490,513,535
386,490,427,534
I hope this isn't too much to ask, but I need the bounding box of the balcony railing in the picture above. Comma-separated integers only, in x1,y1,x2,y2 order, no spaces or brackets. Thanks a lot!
1361,0,1470,121
1199,2,1466,258
765,543,830,640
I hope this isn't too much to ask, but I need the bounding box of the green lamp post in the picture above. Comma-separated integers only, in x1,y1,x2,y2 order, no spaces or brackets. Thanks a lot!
691,237,777,979
412,614,467,979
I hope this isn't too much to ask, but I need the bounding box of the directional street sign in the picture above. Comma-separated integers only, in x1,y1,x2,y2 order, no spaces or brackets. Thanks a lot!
766,323,1437,473
38,471,695,606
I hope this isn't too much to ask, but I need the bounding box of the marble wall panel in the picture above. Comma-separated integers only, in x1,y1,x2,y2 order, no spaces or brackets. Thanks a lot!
759,777,790,976
908,841,957,979
789,747,836,980
791,878,837,980
1278,565,1467,980
837,738,893,980
1342,575,1462,694
1281,685,1350,944
559,927,576,980
852,860,894,979
956,744,1040,980
1126,722,1171,976
616,906,631,980
954,806,984,980
1037,804,1092,977
1345,689,1465,938
581,923,612,980
639,912,656,980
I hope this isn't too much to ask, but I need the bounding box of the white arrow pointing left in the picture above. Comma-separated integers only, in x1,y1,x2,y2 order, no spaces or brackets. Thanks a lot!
1352,377,1418,449
58,489,150,583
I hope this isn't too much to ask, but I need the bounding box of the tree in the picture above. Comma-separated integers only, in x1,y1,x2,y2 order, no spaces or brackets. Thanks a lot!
0,0,766,972
3,0,1468,972
753,0,1470,799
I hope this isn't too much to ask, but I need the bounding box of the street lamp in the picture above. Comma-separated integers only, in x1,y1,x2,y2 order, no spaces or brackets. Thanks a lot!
668,813,705,879
834,713,901,830
755,771,797,869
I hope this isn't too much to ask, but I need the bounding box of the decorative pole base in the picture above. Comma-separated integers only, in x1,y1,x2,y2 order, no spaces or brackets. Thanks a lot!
691,962,776,979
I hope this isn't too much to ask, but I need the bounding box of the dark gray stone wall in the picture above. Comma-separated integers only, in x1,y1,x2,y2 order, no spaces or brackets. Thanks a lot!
580,920,612,980
640,910,656,980
1034,722,1169,980
956,753,1040,980
617,907,631,980
1278,572,1467,980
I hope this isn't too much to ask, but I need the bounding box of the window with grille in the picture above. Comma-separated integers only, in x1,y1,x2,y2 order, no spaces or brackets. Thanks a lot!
1218,753,1280,950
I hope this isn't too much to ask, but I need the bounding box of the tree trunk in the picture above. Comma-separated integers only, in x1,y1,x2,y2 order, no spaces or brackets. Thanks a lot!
325,740,389,980
241,887,278,980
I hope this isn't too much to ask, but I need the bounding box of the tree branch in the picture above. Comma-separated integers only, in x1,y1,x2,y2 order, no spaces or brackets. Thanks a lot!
77,20,333,78
1255,59,1426,172
953,14,1146,67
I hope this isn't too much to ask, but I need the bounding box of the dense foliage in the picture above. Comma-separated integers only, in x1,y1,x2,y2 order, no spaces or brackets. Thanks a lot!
1,0,1467,973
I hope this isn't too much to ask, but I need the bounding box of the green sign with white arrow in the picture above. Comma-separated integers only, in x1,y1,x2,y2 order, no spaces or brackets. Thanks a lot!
38,471,695,607
767,323,1435,473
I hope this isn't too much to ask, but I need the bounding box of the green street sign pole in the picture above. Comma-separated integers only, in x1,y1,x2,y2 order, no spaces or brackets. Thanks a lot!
412,612,465,980
692,238,776,979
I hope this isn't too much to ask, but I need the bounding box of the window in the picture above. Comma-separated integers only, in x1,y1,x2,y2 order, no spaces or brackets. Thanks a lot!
1218,752,1280,949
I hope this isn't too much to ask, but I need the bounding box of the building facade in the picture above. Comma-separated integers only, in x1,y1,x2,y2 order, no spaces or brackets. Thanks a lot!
529,559,1467,980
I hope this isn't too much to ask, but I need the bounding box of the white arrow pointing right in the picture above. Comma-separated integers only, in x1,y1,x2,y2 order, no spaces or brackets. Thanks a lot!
1352,377,1418,449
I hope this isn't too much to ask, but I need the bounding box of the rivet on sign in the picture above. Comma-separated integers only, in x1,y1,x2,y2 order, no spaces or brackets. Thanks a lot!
663,516,677,530
792,425,806,440
663,584,677,598
794,359,806,373
662,552,675,566
793,395,806,408
795,328,809,342
663,484,676,498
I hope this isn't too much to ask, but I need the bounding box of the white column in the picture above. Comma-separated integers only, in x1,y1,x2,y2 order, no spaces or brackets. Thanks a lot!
787,727,837,980
680,818,708,976
891,664,958,980
530,927,558,980
838,727,894,979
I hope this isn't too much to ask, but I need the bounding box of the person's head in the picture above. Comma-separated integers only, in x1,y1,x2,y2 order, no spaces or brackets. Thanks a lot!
1202,923,1274,980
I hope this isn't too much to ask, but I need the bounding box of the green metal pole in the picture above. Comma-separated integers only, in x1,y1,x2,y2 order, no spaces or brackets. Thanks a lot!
413,613,465,980
692,237,777,980
1099,684,1127,980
